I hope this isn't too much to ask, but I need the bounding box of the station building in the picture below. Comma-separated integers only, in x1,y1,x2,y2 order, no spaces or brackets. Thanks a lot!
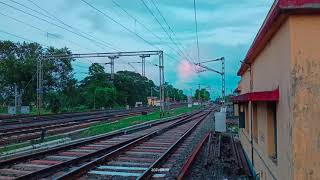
233,0,320,179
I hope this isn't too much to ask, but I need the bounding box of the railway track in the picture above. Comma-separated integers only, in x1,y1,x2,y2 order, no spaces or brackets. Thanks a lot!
60,110,212,180
0,109,208,179
0,107,154,131
0,103,184,127
0,108,155,146
177,131,212,180
176,132,253,179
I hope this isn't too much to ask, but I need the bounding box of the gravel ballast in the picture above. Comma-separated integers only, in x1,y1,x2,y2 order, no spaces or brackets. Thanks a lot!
157,109,215,179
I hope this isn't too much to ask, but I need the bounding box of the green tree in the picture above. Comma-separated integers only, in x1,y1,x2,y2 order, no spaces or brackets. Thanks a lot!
0,41,74,109
0,40,189,113
193,88,210,101
79,63,113,109
113,71,155,106
165,83,187,102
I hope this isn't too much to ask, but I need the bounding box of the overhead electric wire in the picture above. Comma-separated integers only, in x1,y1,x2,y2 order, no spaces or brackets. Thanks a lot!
0,29,49,47
148,0,196,63
0,30,94,70
111,0,180,56
111,0,191,65
25,0,155,64
8,0,58,23
127,62,138,73
9,0,100,52
8,0,100,52
193,0,200,63
79,0,177,61
25,0,116,52
0,1,116,51
139,0,188,61
0,12,96,53
111,0,162,41
1,0,181,79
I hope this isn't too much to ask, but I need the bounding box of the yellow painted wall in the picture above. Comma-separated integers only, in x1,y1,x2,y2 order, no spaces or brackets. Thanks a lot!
289,15,320,180
239,15,320,180
239,19,293,180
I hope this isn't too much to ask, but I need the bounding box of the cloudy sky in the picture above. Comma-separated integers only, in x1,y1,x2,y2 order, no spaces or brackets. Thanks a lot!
0,0,273,98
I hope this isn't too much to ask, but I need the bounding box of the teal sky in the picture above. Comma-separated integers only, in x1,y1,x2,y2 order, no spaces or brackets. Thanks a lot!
0,0,273,98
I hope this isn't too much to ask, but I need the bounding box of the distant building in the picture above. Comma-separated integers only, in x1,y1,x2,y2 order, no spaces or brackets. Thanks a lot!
147,97,158,106
233,1,320,179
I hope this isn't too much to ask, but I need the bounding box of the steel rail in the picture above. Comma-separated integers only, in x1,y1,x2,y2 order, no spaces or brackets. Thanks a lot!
55,111,208,180
0,110,156,147
0,107,125,122
0,111,143,137
138,112,210,179
0,112,196,168
177,131,211,180
0,107,153,129
0,112,202,180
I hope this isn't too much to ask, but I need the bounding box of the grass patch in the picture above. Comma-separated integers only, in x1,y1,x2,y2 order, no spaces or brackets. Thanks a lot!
0,143,28,154
0,135,64,154
0,105,201,154
82,105,200,137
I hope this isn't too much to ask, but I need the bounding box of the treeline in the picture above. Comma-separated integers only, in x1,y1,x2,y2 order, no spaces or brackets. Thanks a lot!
0,41,187,113
193,88,211,101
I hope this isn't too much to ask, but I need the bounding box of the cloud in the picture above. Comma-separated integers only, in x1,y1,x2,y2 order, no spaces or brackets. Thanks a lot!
0,0,274,94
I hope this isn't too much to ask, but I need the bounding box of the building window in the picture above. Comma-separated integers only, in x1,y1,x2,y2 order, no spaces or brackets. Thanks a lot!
239,104,245,128
245,104,249,133
253,103,258,143
267,102,277,162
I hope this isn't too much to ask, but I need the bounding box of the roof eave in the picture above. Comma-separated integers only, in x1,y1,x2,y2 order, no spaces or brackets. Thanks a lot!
237,1,320,77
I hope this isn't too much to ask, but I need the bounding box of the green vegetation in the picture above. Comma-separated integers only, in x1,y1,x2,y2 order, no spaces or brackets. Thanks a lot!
193,88,211,101
82,105,200,137
0,106,199,154
0,106,6,114
0,41,189,114
0,143,27,154
0,134,64,154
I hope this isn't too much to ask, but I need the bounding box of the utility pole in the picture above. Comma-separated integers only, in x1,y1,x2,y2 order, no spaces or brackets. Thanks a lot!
139,55,150,77
37,56,43,116
93,88,97,110
198,84,201,104
189,87,193,107
14,83,18,115
158,51,165,117
41,50,164,115
195,57,225,105
222,57,225,102
107,56,119,80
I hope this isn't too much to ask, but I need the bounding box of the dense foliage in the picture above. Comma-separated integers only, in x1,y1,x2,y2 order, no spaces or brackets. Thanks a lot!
0,41,188,113
193,88,211,101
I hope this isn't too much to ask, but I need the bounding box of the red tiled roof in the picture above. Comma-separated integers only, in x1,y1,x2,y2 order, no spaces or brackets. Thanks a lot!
233,88,279,103
237,0,320,76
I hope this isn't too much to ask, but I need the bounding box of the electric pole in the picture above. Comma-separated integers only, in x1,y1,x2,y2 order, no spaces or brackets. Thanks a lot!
222,58,225,101
41,50,164,116
198,84,201,104
14,83,17,115
139,54,150,77
195,57,225,105
37,56,43,116
107,56,119,80
158,51,165,117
